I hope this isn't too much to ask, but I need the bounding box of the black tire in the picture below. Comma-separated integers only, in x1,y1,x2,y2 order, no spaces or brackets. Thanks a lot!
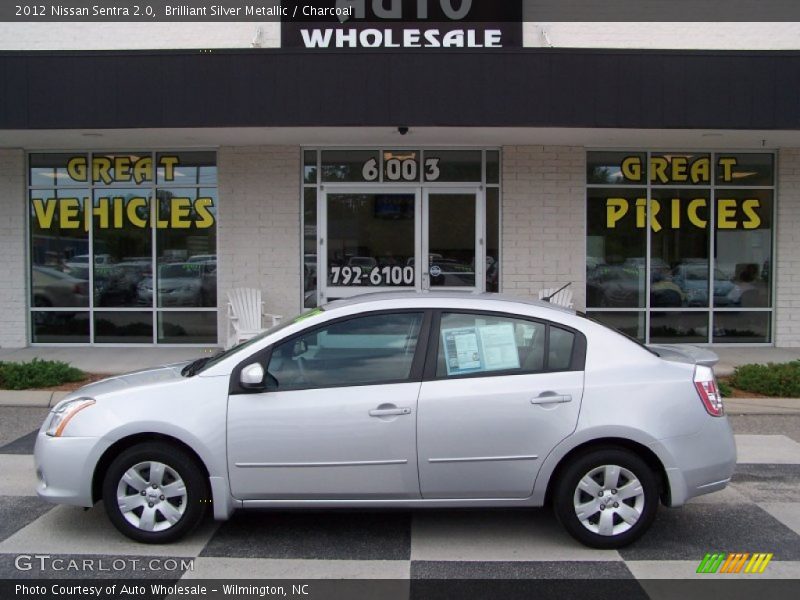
102,442,209,544
553,447,659,549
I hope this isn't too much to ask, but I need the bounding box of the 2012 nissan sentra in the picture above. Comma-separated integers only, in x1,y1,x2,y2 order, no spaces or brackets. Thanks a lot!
34,292,736,548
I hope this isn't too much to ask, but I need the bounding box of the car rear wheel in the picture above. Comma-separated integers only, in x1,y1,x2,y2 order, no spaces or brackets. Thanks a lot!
102,442,208,543
553,448,659,549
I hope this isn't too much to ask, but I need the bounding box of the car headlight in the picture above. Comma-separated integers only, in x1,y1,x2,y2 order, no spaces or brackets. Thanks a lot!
46,397,95,437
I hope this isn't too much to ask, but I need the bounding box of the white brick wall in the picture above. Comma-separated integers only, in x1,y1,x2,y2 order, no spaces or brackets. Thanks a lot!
0,149,27,348
775,149,800,347
217,146,301,343
500,146,586,309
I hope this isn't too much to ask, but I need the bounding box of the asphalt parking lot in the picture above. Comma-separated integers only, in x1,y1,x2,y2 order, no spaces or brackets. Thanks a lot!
1,407,799,591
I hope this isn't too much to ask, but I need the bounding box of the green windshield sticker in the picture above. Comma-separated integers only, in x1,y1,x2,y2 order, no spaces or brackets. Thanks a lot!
292,307,324,324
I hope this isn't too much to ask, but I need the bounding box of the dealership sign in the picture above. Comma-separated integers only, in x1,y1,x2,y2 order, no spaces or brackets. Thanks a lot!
31,155,216,231
281,0,522,49
596,154,771,231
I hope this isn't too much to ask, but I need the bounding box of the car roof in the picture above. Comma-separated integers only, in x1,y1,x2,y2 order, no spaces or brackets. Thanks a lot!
324,291,574,315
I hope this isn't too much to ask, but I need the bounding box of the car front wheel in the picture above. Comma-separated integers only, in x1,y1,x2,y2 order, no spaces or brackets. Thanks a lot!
553,448,659,549
102,442,208,543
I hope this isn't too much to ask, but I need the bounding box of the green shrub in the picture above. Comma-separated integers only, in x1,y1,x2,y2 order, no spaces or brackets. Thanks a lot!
0,359,86,390
717,379,733,398
729,361,800,398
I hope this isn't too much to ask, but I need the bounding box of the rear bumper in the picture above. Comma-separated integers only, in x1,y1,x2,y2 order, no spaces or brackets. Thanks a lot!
654,415,737,507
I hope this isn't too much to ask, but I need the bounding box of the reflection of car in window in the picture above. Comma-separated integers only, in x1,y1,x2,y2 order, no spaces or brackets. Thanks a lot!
670,264,735,307
64,253,112,270
347,256,378,270
187,254,216,263
31,266,89,307
586,264,644,308
137,263,204,307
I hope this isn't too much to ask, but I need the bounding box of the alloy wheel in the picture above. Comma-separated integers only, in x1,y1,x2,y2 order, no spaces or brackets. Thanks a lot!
572,464,645,536
116,461,187,532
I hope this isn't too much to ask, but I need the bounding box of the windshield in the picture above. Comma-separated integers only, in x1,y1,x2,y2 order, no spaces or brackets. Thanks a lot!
190,307,326,375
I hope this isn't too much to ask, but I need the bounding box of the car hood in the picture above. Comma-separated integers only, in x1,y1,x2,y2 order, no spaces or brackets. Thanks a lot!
61,362,192,400
647,344,719,367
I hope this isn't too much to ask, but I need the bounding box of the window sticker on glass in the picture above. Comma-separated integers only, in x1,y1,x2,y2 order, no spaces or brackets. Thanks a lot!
442,327,482,375
441,323,521,376
478,323,520,372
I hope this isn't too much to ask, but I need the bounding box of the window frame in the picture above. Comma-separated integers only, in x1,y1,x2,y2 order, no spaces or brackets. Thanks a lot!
422,309,587,382
230,309,433,394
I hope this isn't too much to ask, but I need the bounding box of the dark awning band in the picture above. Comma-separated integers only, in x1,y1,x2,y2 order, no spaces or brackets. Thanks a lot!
1,49,799,130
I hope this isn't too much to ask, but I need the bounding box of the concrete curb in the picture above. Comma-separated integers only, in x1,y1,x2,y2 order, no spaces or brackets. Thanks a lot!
0,390,71,408
724,398,800,415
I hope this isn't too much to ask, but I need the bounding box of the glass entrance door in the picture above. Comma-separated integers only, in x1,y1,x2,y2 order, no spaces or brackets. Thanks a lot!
320,189,421,302
423,189,482,292
319,187,482,303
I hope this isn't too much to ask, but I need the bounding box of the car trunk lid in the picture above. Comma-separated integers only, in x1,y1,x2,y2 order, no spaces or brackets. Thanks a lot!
647,344,719,367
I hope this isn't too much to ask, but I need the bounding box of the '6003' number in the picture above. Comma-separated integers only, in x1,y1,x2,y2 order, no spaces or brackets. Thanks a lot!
330,266,415,286
362,158,441,182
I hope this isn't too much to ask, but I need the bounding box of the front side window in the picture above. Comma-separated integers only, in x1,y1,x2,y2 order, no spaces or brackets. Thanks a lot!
267,312,423,390
436,313,548,377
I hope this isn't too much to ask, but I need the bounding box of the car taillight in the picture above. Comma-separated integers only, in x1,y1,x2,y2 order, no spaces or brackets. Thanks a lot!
694,365,724,417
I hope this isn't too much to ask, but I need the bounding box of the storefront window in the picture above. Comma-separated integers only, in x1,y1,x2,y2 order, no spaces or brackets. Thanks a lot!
28,152,218,345
486,188,500,293
714,189,772,309
586,188,647,309
586,151,774,343
92,189,152,308
650,189,711,308
321,150,379,183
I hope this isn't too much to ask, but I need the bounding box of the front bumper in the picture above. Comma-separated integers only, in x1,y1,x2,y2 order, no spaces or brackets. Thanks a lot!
34,432,108,507
654,415,737,507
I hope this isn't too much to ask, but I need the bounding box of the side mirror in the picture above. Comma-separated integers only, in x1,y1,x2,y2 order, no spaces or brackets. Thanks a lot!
240,363,266,390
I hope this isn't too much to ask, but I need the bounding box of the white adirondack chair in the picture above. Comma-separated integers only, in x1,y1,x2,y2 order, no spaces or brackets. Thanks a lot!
225,288,282,349
538,286,575,309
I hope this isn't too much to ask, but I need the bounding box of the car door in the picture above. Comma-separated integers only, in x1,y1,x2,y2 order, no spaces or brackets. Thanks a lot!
227,310,429,500
417,311,585,499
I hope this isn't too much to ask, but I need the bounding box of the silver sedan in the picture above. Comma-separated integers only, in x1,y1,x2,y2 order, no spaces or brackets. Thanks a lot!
34,292,736,548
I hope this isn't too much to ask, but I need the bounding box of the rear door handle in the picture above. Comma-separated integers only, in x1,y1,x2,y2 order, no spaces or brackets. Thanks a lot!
369,407,412,417
530,394,572,405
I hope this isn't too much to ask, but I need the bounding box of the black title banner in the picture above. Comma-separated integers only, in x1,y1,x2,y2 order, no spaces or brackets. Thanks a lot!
3,0,800,22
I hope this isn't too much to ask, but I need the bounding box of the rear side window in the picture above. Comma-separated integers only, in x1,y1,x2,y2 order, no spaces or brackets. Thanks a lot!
267,312,423,390
436,313,546,377
435,313,580,378
549,326,576,370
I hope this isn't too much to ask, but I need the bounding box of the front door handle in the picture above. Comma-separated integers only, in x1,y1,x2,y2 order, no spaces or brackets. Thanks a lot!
369,407,412,417
530,393,572,405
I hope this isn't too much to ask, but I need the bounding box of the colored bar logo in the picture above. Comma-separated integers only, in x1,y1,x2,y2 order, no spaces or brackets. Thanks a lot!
697,552,773,574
